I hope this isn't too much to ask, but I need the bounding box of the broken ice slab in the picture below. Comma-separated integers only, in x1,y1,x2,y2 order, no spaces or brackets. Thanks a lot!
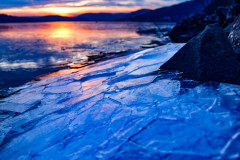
110,80,180,106
43,82,82,94
0,87,44,113
121,43,184,75
114,75,156,89
129,63,161,75
129,112,238,158
0,43,240,159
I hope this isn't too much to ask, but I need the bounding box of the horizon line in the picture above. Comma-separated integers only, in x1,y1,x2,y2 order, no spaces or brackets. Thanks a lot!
0,8,153,18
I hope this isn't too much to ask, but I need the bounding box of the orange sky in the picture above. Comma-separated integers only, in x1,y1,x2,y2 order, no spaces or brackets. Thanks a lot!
0,6,142,17
0,0,187,17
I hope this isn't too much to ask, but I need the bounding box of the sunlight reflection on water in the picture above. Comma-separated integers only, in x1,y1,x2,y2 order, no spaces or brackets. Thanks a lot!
0,22,173,68
0,21,174,95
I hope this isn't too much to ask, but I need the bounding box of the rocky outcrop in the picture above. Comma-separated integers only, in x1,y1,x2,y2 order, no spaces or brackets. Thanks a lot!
168,14,214,43
223,5,240,27
161,24,240,84
169,0,240,43
229,15,240,58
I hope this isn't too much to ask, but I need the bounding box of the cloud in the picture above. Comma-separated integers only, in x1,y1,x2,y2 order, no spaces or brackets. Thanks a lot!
0,0,189,16
0,0,189,9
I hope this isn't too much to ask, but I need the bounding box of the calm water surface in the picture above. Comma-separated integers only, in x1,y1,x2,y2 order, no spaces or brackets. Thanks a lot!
0,21,174,96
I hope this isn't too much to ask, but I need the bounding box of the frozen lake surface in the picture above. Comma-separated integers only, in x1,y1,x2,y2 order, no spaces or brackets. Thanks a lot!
0,43,240,159
0,21,173,96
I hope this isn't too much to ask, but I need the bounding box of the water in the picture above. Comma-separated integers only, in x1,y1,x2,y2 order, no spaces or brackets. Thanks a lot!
0,21,174,96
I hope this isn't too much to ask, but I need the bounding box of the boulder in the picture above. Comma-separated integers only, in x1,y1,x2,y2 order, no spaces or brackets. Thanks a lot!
168,1,240,43
223,5,240,27
229,15,240,58
216,7,229,26
168,14,212,43
161,24,240,84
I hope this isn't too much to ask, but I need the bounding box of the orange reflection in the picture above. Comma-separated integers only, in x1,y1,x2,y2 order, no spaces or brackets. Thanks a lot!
0,21,140,67
51,27,72,38
0,21,138,42
35,68,79,81
81,77,107,91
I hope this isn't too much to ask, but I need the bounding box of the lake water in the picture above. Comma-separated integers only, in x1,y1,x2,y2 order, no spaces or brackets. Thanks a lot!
0,21,174,96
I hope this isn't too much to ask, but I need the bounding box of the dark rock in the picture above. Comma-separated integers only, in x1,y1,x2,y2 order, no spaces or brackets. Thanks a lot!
161,24,240,84
168,0,239,43
223,5,240,27
216,7,229,25
203,0,234,15
141,39,167,48
229,15,240,59
137,28,158,35
224,23,232,35
168,14,213,43
150,40,167,46
126,0,205,22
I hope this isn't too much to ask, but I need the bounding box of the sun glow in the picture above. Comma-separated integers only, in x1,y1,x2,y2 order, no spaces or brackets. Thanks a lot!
0,5,141,17
46,7,76,17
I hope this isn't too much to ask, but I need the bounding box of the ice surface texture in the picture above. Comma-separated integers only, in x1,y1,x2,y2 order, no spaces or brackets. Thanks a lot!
0,43,240,160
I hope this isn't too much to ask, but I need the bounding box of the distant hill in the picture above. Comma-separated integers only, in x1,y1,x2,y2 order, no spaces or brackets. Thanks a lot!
118,9,152,21
37,15,72,22
74,9,152,21
0,14,34,23
0,14,77,23
0,11,150,23
74,13,127,21
124,0,207,22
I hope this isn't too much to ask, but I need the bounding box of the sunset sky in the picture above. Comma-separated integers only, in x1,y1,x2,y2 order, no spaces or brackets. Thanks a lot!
0,0,189,17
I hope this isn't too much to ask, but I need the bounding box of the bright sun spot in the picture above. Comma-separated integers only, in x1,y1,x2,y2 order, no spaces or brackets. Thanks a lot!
51,28,72,38
47,7,74,16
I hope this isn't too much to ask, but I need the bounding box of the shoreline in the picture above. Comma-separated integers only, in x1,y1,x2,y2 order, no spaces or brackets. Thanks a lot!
0,47,154,99
0,21,173,98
